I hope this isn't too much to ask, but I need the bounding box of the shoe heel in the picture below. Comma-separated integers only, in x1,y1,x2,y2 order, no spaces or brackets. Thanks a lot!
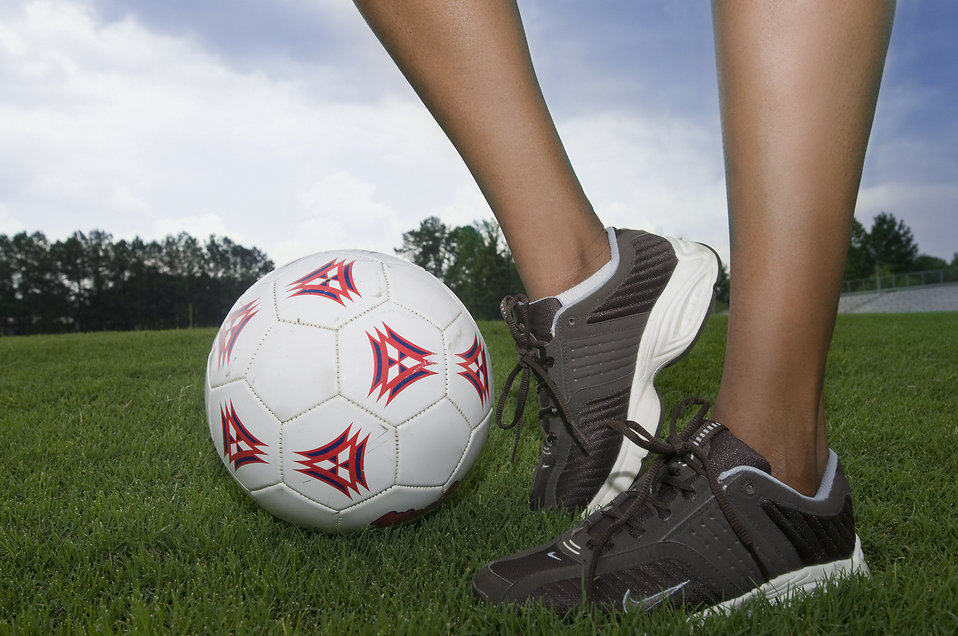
627,238,719,427
585,239,720,515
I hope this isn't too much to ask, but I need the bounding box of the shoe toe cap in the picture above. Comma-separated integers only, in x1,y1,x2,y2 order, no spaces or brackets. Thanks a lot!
472,562,515,604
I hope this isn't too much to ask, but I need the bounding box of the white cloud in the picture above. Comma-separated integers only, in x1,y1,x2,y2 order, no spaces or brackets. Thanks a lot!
0,204,25,236
271,171,406,267
0,0,734,274
0,0,731,273
152,213,234,244
4,0,951,287
438,185,493,232
560,112,730,265
0,0,476,259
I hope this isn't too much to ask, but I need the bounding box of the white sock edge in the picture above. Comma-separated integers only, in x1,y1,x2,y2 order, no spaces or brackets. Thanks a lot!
719,449,840,502
544,227,619,333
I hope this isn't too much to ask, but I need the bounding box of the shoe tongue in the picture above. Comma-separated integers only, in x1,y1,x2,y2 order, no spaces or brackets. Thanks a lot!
699,425,771,475
525,297,562,341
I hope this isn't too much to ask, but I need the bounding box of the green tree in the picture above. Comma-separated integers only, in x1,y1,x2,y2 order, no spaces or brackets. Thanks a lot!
105,238,139,330
715,261,730,307
844,218,871,280
396,217,522,320
50,233,87,330
9,232,67,334
444,223,484,304
199,235,273,327
863,211,918,275
395,216,454,279
0,234,16,334
446,220,523,319
844,212,920,280
914,254,948,271
49,230,115,331
0,229,273,334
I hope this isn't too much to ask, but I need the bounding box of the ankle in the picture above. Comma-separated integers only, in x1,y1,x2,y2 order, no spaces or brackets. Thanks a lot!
758,443,830,496
712,402,829,496
521,227,611,300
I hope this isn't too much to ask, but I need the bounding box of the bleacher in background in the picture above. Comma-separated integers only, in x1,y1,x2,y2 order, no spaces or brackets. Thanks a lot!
837,283,958,314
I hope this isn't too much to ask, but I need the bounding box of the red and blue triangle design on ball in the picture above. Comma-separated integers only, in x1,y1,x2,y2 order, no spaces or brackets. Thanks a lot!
367,323,437,406
294,424,370,499
220,401,268,469
456,334,490,405
217,299,260,368
287,258,361,306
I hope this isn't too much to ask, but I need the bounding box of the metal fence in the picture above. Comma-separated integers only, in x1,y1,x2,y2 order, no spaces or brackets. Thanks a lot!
843,268,958,294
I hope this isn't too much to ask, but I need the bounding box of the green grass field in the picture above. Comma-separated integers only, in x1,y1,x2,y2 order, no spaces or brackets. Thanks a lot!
2,312,957,634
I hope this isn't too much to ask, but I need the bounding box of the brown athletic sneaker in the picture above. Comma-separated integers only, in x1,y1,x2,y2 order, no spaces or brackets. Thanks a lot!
496,228,720,513
475,398,868,614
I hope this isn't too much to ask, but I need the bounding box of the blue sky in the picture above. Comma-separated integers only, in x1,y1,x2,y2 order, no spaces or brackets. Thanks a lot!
1,0,955,269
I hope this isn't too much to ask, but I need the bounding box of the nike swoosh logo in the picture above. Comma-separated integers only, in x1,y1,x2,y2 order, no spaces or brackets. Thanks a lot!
547,551,562,561
622,579,690,612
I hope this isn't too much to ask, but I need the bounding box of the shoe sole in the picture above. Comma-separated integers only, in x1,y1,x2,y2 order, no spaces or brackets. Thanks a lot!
697,534,869,617
584,237,720,514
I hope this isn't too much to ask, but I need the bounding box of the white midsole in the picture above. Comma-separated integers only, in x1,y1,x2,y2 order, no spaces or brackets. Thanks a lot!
585,237,719,514
699,534,869,617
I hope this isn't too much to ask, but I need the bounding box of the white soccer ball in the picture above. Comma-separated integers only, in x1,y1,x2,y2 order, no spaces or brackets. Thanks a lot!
204,250,493,531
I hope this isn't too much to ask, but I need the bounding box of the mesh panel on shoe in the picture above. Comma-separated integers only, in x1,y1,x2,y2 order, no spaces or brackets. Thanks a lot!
555,389,630,507
529,580,583,614
706,429,772,474
587,232,678,324
526,297,562,340
761,495,857,566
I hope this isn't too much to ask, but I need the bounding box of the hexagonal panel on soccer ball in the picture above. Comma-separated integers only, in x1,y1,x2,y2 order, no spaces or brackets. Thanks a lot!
249,482,340,531
274,251,388,330
338,303,448,425
443,312,494,429
382,259,463,331
449,420,490,487
206,381,281,493
396,397,473,488
245,321,338,422
281,396,396,512
207,275,275,388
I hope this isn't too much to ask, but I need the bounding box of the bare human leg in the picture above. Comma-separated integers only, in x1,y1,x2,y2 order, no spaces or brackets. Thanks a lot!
711,0,896,495
355,1,721,514
353,0,608,300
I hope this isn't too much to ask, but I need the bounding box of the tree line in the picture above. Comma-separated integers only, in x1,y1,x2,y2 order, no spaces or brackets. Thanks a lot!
397,211,953,319
2,211,948,336
845,211,957,280
0,230,274,335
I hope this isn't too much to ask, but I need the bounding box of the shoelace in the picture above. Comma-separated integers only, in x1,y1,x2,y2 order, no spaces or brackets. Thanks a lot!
494,294,589,462
582,397,770,606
